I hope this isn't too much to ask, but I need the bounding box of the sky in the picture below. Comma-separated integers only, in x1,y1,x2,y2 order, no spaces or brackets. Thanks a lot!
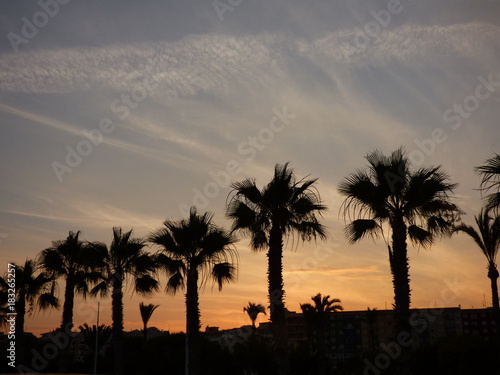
1,0,500,336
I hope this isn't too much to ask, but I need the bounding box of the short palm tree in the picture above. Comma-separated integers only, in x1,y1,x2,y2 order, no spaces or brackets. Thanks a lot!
243,302,266,330
139,302,159,341
476,153,500,211
149,208,237,375
89,228,158,375
39,230,103,372
227,162,327,375
300,293,342,375
454,208,500,310
0,259,59,367
79,323,112,372
338,148,460,331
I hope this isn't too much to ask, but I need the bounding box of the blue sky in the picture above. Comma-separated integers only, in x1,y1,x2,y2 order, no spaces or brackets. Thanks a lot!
1,0,500,334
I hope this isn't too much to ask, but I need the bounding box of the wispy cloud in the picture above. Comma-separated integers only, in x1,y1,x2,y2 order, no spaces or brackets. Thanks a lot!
285,265,384,279
1,22,498,96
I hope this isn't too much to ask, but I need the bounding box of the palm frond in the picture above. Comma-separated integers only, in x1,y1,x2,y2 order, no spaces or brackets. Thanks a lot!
345,219,381,244
212,262,237,291
408,225,433,248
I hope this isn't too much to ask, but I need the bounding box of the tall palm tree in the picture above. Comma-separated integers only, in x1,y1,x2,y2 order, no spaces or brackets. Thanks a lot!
476,153,500,211
243,302,266,330
0,259,59,367
338,148,460,331
38,230,103,372
90,228,158,375
454,208,500,310
227,162,327,375
139,302,159,341
300,293,342,375
149,208,237,375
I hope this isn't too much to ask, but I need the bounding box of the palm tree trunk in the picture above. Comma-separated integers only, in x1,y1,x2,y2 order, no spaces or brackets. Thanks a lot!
59,274,75,372
15,296,26,368
112,273,124,375
186,268,201,375
390,215,411,332
268,224,289,375
390,215,412,375
488,262,500,310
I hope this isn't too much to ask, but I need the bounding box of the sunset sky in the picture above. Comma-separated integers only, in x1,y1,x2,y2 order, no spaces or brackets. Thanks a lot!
1,0,500,336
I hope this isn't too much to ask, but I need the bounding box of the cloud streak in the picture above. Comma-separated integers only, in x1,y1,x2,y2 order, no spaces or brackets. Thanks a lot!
0,22,498,96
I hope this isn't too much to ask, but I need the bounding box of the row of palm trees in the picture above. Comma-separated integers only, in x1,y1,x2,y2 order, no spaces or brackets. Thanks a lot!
1,148,500,375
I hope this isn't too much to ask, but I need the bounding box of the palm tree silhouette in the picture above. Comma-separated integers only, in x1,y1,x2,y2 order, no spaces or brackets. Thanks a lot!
89,227,158,375
338,148,460,332
454,208,500,310
39,230,103,372
476,153,500,211
243,302,266,330
227,162,327,375
139,302,159,341
79,322,112,371
149,207,237,375
300,293,342,375
0,259,59,367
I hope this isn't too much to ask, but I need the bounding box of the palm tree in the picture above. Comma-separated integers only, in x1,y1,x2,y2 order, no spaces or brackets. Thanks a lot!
301,293,343,375
454,208,500,310
38,230,103,372
0,259,59,367
476,153,500,211
79,323,112,372
139,302,159,341
227,162,327,375
149,207,237,375
89,228,158,375
243,302,266,330
338,148,460,332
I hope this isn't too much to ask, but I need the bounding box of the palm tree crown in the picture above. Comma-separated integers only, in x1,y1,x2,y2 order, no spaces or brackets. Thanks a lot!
149,207,237,375
300,293,343,317
243,302,266,329
454,208,500,309
476,153,500,211
338,148,460,328
139,302,159,340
